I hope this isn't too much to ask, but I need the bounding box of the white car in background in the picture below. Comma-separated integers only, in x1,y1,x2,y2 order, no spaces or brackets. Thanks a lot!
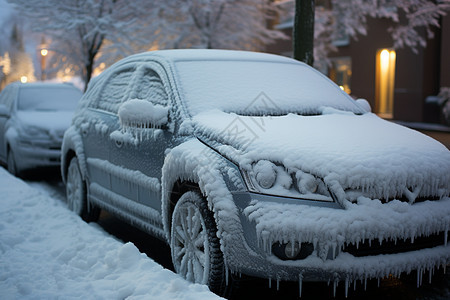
0,82,82,176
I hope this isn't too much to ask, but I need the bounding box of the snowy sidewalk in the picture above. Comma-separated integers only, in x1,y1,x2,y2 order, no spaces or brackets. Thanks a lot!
0,168,222,300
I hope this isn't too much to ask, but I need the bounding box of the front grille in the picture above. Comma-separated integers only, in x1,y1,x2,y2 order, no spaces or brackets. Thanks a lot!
342,232,446,257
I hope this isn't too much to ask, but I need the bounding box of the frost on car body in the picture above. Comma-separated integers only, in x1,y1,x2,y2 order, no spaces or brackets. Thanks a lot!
60,49,450,295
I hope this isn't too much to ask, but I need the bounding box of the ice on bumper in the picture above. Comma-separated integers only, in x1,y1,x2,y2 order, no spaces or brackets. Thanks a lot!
243,196,450,279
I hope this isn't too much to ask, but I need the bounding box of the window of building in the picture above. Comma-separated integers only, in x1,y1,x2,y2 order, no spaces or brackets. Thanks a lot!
328,57,352,94
375,49,396,119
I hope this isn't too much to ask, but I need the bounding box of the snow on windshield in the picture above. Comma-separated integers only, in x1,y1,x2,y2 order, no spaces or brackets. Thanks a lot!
18,86,82,111
175,60,363,116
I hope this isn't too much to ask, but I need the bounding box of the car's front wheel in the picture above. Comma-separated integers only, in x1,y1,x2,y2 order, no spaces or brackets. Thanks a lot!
170,191,225,293
66,156,99,222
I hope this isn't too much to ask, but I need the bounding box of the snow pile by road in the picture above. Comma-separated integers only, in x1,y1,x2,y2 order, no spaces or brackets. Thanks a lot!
0,168,222,300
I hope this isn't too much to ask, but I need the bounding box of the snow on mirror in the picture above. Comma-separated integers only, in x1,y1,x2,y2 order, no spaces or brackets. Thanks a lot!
118,99,169,128
356,98,372,113
110,99,169,145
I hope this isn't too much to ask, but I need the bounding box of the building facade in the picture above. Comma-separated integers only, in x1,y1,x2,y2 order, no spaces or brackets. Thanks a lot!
267,7,450,125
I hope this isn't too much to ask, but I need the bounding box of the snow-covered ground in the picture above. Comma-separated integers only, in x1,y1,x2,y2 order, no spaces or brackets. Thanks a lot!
0,167,222,300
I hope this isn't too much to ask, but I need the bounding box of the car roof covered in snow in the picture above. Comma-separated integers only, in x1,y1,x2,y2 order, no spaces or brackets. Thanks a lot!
124,49,299,64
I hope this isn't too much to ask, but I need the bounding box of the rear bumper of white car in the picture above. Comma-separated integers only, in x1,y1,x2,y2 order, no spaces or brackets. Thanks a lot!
225,192,450,283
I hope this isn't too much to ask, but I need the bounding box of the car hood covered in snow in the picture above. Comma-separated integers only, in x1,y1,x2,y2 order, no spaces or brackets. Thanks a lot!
16,111,74,133
192,109,450,204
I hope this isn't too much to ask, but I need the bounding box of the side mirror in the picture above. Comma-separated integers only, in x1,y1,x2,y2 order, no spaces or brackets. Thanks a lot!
118,99,169,128
0,104,10,118
356,98,372,113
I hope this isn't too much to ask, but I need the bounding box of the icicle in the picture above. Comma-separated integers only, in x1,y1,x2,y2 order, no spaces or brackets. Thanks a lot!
353,280,356,291
298,274,303,298
428,268,432,284
364,276,367,291
416,268,421,288
333,280,337,298
377,278,380,287
269,277,272,289
445,230,448,246
345,277,349,298
276,278,280,291
225,267,229,286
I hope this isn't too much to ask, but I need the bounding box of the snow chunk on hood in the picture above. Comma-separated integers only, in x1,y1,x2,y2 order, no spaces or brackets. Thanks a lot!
16,111,74,133
192,110,450,202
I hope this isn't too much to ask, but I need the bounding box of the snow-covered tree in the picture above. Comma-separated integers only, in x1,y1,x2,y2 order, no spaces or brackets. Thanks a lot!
8,0,161,90
284,0,450,66
157,0,286,51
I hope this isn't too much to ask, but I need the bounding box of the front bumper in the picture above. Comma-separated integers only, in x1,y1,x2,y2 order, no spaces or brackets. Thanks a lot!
223,192,450,283
14,138,62,171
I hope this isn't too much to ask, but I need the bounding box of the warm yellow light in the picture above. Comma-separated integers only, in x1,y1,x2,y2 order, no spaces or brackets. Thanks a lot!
41,49,48,56
20,76,28,83
380,49,390,71
339,85,345,91
376,48,396,118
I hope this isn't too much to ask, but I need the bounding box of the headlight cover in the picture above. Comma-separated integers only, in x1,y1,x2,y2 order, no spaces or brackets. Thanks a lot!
242,160,334,202
20,126,49,139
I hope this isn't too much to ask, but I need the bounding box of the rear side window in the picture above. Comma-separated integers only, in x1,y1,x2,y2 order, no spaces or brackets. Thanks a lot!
97,67,135,113
132,67,168,107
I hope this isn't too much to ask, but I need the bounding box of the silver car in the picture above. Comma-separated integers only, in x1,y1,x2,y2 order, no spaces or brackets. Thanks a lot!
61,50,450,295
0,82,82,175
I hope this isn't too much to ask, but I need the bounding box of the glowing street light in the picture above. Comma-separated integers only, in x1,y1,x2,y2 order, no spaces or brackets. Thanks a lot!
20,76,28,83
40,47,48,81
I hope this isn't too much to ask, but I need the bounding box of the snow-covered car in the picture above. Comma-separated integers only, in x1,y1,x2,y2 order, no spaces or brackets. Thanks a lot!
61,49,450,295
0,82,82,175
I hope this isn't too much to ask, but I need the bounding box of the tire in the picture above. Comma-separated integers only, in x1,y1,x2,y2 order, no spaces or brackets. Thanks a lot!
170,191,225,294
66,156,100,222
7,148,18,176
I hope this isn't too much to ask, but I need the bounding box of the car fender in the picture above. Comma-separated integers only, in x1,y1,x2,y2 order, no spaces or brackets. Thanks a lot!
61,125,87,183
4,125,19,154
161,139,248,262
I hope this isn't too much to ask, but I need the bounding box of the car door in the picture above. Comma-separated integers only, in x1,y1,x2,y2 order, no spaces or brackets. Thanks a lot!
83,65,136,198
108,64,173,230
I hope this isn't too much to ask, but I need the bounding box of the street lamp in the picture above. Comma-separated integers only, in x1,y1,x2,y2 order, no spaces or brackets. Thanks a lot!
40,48,48,81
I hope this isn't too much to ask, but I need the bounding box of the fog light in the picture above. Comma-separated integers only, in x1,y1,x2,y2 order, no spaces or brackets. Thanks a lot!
285,242,300,259
272,242,314,260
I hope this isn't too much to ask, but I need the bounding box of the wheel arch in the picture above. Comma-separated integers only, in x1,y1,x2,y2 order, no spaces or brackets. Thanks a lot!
61,126,87,184
160,139,243,252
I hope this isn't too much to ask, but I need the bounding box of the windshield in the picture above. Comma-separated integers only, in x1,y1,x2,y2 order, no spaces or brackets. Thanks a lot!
18,86,82,111
175,60,363,116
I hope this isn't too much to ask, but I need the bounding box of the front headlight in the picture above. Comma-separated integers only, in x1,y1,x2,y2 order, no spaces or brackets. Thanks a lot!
21,126,49,139
242,160,334,202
